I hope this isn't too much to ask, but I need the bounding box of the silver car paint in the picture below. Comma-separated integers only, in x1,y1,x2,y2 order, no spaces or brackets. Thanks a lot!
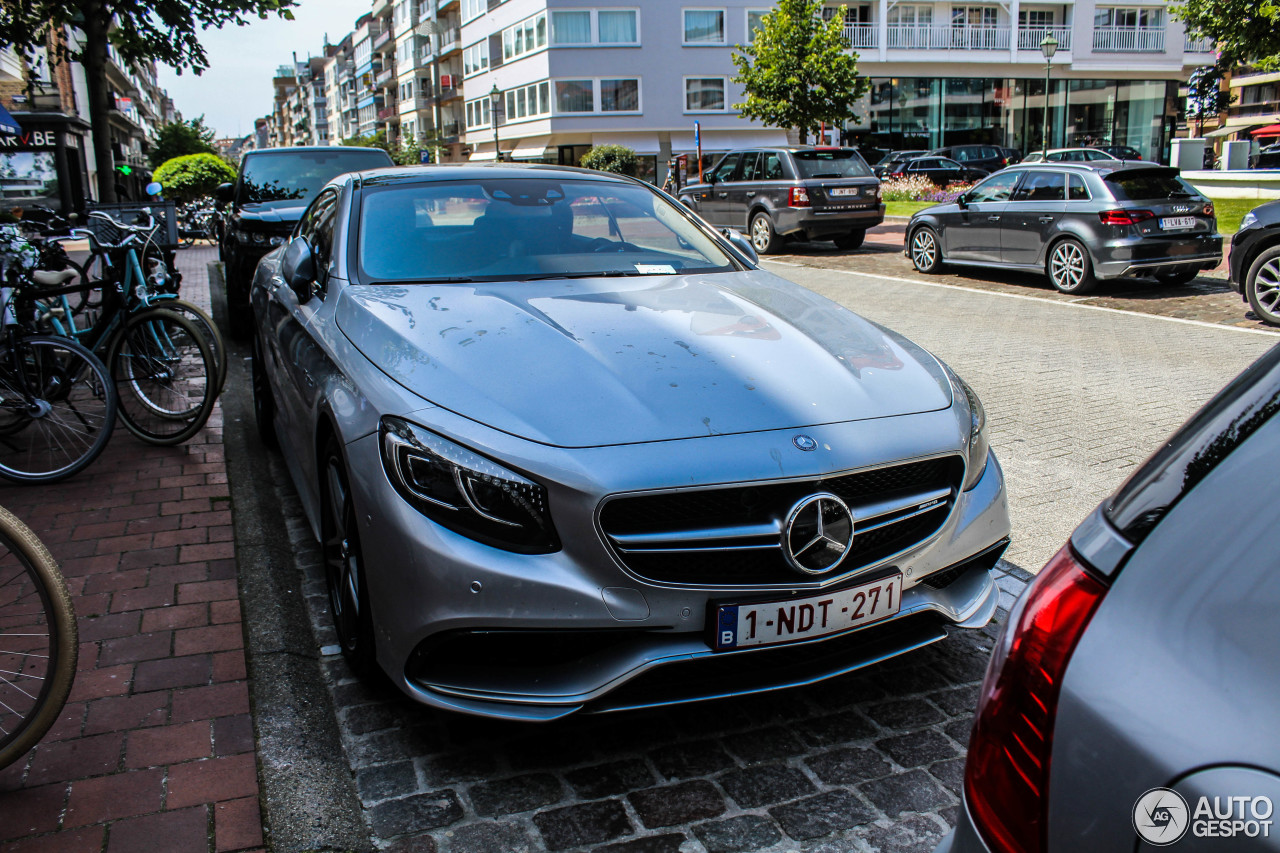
253,167,1012,719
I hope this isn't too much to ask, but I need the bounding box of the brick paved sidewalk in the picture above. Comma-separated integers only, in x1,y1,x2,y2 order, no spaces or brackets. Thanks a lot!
0,246,264,853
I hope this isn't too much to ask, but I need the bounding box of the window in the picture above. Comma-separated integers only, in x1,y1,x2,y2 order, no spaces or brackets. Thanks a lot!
1094,7,1163,27
600,79,639,111
1068,174,1090,200
762,152,784,179
887,5,932,25
504,81,551,121
556,79,594,112
746,9,768,41
1012,171,1065,201
1018,10,1055,27
685,77,726,111
502,12,547,61
551,11,592,43
952,6,998,26
463,41,489,76
550,9,639,45
683,9,725,44
465,97,491,129
738,152,762,180
462,0,484,22
968,170,1020,202
598,10,638,42
710,153,741,182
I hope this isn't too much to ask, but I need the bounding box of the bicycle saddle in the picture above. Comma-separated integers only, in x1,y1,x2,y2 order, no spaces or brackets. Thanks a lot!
32,269,78,286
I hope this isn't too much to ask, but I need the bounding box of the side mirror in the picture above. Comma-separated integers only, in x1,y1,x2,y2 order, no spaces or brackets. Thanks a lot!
721,228,759,265
216,182,235,203
281,237,317,300
706,172,718,185
956,193,969,208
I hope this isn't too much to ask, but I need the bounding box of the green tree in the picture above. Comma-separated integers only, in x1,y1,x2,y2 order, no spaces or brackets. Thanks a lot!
341,130,392,153
1186,65,1236,135
0,0,296,203
580,144,639,176
731,0,869,144
148,116,217,169
153,153,236,202
1170,0,1280,71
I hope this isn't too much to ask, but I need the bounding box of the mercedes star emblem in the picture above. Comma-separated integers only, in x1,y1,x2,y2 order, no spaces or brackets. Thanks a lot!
783,493,855,574
792,434,818,451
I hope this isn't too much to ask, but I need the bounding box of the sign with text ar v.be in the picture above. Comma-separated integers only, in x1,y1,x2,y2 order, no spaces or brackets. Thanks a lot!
0,131,60,150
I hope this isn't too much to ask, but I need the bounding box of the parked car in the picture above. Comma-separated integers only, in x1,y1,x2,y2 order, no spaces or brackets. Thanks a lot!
1250,143,1280,169
217,145,394,337
1228,199,1280,325
680,147,884,253
938,341,1280,853
884,157,989,186
875,149,930,178
904,162,1221,293
1021,148,1122,163
1095,144,1142,161
928,144,1009,173
252,163,1011,720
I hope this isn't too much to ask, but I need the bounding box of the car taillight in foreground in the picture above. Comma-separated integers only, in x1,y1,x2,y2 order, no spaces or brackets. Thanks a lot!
1098,209,1155,226
1203,203,1215,217
964,544,1108,853
789,187,811,207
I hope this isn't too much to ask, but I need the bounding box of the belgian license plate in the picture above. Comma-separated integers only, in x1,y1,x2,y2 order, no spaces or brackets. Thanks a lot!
1161,216,1197,230
831,187,859,197
714,574,903,650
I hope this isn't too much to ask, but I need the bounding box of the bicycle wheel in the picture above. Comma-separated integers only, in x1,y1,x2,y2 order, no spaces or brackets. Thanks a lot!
0,505,78,771
108,308,217,446
158,300,227,393
0,335,117,484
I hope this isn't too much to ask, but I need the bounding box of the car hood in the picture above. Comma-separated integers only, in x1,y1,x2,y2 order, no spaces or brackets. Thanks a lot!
335,270,952,448
235,201,308,226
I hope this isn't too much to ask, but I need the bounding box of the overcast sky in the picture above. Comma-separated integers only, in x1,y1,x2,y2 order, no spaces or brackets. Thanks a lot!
157,0,367,139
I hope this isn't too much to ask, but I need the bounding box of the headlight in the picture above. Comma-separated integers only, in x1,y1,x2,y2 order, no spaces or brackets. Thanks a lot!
380,417,558,553
269,236,285,246
1240,211,1258,231
951,373,989,491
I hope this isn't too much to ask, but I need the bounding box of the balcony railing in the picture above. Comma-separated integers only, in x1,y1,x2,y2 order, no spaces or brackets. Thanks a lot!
1092,26,1165,53
375,67,394,87
1228,100,1280,118
1184,34,1214,53
842,24,878,49
373,30,392,51
887,25,1011,50
1016,26,1073,51
439,27,460,50
377,105,398,120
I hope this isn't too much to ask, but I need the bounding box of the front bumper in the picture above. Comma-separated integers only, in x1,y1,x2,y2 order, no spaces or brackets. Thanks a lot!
344,414,1011,721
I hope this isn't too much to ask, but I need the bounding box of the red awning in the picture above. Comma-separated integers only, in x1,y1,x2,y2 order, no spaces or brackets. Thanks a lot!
1251,124,1280,137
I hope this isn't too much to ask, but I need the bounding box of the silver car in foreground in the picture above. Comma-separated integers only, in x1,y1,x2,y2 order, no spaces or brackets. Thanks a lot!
250,164,1011,721
941,343,1280,853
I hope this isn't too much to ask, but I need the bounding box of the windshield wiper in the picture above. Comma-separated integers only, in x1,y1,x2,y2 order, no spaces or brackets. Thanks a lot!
375,276,480,284
521,270,652,281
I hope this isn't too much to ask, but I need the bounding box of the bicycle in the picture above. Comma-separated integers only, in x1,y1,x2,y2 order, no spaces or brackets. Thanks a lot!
0,504,78,770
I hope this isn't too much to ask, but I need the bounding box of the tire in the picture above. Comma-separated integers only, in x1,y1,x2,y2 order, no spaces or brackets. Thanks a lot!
1047,238,1097,294
909,226,944,273
0,504,78,771
107,308,218,446
832,229,866,250
224,258,255,341
322,437,378,677
0,336,117,484
1154,267,1199,287
251,333,278,449
159,300,227,393
1246,245,1280,327
750,213,784,255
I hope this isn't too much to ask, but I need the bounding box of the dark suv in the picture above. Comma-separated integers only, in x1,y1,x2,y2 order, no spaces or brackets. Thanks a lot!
218,146,394,336
1227,199,1280,325
928,144,1008,173
679,147,883,253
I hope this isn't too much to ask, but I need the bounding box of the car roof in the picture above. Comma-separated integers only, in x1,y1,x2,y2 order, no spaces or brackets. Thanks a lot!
343,162,644,186
243,146,393,156
1010,161,1177,177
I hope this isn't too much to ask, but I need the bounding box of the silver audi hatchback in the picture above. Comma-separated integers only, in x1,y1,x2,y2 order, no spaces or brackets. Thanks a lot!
250,164,1011,720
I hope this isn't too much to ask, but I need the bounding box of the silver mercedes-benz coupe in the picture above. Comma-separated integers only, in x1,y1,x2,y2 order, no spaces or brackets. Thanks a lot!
250,164,1011,721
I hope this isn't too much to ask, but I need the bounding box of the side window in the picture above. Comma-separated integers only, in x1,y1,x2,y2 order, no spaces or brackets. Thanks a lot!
304,189,340,284
968,170,1020,202
738,152,762,181
1012,171,1065,202
1068,174,1090,201
939,159,962,171
711,153,741,183
954,148,973,162
763,153,784,179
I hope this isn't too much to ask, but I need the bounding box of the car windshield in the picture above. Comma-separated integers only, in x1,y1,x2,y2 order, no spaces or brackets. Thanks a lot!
1105,171,1201,201
792,151,873,178
358,177,737,283
238,150,391,204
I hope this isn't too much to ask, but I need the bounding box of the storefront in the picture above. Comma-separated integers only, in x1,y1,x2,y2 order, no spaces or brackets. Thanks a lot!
0,113,92,215
849,77,1180,162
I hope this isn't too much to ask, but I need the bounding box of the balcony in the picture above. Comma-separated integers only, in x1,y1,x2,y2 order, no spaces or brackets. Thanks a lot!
1016,26,1073,51
887,25,1010,50
378,104,399,120
842,24,877,49
375,67,395,88
1092,26,1165,53
1184,34,1214,53
439,27,461,53
373,29,393,53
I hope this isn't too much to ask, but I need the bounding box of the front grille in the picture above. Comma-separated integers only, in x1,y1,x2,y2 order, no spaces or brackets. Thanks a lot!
599,456,965,587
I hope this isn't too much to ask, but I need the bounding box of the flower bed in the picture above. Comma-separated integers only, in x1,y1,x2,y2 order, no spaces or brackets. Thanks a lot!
880,176,975,204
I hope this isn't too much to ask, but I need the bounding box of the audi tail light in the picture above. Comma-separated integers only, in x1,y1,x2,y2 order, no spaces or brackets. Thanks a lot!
1098,209,1155,226
1203,204,1215,217
789,187,811,207
964,544,1108,853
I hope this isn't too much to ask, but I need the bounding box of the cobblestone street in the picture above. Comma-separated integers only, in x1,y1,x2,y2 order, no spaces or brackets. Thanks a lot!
227,244,1278,853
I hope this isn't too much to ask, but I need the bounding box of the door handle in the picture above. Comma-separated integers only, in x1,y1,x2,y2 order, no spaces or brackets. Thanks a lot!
746,191,756,198
1038,216,1056,223
717,192,728,198
987,215,1001,222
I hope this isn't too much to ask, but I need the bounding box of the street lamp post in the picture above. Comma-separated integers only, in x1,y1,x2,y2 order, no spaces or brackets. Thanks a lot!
1040,34,1059,156
490,83,502,162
